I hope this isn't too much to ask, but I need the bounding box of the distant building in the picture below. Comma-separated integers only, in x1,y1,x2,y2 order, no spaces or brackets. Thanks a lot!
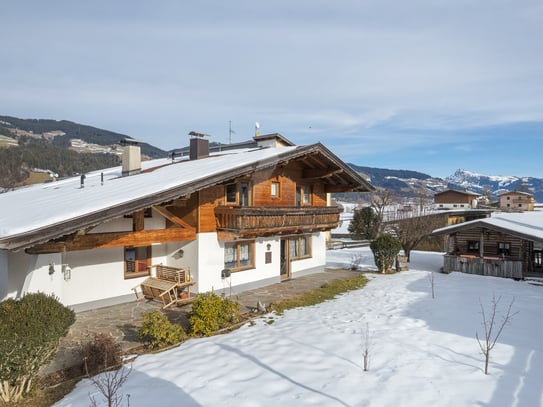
498,191,535,211
434,189,481,210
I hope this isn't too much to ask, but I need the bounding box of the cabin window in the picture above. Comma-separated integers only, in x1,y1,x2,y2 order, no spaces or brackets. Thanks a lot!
224,241,255,272
497,242,511,256
467,241,479,252
271,182,280,198
289,235,311,260
124,246,151,278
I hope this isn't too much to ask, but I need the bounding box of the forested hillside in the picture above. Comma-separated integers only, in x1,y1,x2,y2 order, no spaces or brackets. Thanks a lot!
0,116,167,189
0,139,121,187
0,116,165,157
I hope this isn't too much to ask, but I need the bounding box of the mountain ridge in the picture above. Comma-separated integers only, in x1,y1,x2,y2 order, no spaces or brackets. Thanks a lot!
1,116,540,201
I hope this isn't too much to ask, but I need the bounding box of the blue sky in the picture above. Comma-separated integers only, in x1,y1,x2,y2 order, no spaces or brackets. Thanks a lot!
1,1,542,178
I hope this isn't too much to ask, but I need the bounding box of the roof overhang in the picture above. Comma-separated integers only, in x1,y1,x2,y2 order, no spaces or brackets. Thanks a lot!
0,143,374,251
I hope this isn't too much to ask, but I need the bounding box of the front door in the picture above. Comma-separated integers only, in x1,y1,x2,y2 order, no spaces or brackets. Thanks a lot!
280,238,291,280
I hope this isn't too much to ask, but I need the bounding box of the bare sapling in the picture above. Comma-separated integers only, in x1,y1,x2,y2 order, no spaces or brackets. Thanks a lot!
362,322,372,371
476,294,517,375
427,271,435,299
350,253,365,271
85,354,132,407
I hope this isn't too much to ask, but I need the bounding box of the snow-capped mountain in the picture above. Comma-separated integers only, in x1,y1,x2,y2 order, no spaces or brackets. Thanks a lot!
445,169,543,201
339,166,543,203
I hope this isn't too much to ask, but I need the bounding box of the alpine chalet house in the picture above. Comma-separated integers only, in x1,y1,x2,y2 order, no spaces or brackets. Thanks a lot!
433,189,481,209
498,190,535,211
0,133,373,311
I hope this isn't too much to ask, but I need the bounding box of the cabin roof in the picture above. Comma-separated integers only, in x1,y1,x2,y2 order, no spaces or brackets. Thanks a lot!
432,210,543,243
0,142,374,250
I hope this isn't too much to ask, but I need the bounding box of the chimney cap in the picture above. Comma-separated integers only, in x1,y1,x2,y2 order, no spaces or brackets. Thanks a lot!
120,138,144,146
189,131,211,139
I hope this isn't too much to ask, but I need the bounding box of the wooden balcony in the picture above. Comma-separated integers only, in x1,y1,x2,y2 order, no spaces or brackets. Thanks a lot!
214,205,342,240
442,254,523,279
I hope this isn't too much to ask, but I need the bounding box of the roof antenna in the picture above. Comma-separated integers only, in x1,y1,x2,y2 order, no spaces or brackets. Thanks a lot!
229,120,236,144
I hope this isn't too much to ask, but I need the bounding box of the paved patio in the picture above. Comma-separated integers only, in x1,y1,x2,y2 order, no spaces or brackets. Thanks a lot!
46,268,360,374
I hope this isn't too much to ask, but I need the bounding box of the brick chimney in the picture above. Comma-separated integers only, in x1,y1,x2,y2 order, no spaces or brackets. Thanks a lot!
188,131,210,160
120,139,142,176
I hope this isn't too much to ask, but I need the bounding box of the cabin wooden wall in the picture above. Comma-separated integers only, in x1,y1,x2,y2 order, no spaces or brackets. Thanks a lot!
452,227,525,259
434,191,474,204
252,167,296,207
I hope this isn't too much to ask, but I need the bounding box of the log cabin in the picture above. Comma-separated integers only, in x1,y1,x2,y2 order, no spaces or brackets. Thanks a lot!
0,133,374,311
432,211,543,279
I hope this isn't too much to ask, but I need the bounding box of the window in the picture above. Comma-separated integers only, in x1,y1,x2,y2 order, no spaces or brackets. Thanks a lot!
289,235,311,260
467,241,479,252
271,182,280,198
226,184,237,204
224,241,255,271
225,182,250,206
302,185,311,205
124,246,151,278
497,242,511,256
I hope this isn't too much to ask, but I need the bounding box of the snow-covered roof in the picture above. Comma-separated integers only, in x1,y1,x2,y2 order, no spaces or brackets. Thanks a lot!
0,142,373,250
432,210,543,243
434,189,480,197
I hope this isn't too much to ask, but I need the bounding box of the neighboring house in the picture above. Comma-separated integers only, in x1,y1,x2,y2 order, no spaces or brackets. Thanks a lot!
432,211,543,279
0,133,373,311
433,190,481,210
498,191,535,211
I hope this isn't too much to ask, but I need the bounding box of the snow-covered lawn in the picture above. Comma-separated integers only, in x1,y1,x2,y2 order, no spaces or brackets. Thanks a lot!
56,249,543,406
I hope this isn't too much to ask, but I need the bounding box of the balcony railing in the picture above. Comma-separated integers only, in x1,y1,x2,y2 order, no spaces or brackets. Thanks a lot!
442,254,523,279
214,205,342,239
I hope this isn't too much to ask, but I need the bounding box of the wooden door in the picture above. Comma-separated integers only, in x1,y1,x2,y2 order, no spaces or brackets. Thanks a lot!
280,238,291,280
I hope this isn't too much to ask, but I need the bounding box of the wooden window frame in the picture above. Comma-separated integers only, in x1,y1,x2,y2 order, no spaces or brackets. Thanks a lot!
225,182,251,206
302,185,311,205
289,235,312,261
497,242,511,256
467,241,479,252
225,183,238,204
271,181,280,198
124,246,151,279
224,240,255,272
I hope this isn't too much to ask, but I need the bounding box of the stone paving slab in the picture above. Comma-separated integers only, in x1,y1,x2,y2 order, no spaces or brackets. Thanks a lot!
46,268,359,374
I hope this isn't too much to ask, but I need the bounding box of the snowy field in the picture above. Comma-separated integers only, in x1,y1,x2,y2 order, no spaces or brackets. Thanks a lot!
56,248,543,406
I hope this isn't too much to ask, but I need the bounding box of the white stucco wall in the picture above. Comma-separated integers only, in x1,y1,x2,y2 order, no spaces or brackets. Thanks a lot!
165,241,198,279
290,232,326,275
6,251,64,300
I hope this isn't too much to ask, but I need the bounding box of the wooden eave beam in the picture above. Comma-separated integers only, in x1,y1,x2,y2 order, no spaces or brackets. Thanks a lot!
26,228,196,254
152,205,196,231
301,167,343,181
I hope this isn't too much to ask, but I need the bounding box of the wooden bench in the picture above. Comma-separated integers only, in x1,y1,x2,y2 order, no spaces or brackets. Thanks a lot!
133,264,196,308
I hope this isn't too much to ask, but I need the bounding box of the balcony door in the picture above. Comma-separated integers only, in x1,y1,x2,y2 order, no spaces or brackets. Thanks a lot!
280,239,291,280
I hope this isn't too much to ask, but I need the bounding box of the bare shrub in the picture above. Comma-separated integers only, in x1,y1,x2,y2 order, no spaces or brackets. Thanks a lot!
80,333,122,376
